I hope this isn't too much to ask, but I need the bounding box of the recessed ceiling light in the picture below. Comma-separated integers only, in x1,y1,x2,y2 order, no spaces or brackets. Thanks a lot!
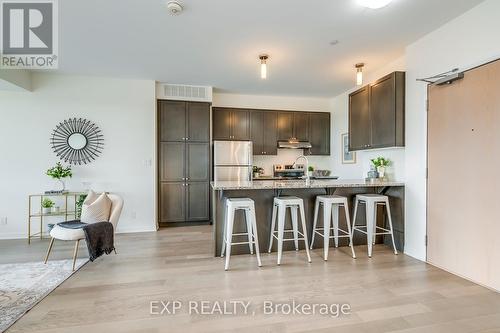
357,0,393,9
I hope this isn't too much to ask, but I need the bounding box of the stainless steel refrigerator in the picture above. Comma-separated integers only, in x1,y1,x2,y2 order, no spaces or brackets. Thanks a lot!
213,141,253,181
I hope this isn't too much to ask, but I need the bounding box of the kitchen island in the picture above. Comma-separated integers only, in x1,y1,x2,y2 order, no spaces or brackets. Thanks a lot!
211,179,405,257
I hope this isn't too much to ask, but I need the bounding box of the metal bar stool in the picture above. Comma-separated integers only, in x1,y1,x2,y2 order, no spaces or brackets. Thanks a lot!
352,194,398,257
268,196,312,265
310,195,356,260
221,198,262,270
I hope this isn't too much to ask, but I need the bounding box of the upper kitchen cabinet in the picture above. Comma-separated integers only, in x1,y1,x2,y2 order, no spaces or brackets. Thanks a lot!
349,86,371,150
159,100,186,142
277,112,309,141
250,110,278,155
308,112,330,155
158,100,210,143
212,107,250,140
349,71,405,151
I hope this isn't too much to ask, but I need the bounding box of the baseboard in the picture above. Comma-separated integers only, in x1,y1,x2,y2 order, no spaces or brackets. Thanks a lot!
0,232,27,240
115,227,158,234
159,221,211,227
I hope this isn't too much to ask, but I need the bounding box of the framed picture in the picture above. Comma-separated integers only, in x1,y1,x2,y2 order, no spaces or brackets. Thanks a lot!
342,133,356,164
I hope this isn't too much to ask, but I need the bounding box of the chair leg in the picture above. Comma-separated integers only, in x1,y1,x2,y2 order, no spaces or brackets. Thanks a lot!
277,205,286,265
366,203,375,258
323,202,332,261
332,204,339,248
72,239,80,271
385,199,398,255
44,237,55,264
343,201,356,259
299,202,312,263
224,208,235,271
291,206,299,251
310,199,320,249
351,197,359,245
245,209,254,255
221,204,228,257
268,203,277,253
249,205,262,267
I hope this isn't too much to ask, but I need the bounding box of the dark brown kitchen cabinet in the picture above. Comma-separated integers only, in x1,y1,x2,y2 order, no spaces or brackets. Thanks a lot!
158,100,210,142
348,71,405,151
158,100,211,225
293,113,310,141
159,182,209,223
277,112,310,141
349,86,371,150
212,108,250,140
250,110,278,155
308,112,330,155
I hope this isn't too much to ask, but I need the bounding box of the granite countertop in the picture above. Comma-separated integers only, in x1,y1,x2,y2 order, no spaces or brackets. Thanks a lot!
211,179,405,190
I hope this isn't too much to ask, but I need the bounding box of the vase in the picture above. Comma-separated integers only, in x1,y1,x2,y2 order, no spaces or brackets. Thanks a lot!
55,179,66,192
51,206,60,214
42,207,51,215
377,166,386,178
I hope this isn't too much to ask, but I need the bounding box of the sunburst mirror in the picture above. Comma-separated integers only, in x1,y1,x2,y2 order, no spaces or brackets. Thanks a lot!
50,118,104,165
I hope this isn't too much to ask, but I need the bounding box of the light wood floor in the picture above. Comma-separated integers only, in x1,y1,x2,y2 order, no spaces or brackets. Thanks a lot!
3,226,500,333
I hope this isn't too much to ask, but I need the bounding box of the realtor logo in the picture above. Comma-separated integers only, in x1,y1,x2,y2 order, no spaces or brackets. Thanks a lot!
1,0,58,68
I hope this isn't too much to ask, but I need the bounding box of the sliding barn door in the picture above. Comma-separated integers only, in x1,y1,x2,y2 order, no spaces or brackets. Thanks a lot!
427,59,500,291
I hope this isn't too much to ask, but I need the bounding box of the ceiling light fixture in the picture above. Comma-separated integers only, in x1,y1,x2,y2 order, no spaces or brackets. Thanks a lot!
355,63,364,86
357,0,393,9
259,54,269,79
166,1,183,15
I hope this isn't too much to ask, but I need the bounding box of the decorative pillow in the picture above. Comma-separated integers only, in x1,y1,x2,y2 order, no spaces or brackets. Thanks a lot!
80,191,112,224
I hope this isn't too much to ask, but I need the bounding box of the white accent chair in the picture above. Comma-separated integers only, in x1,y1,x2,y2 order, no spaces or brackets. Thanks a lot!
44,194,124,270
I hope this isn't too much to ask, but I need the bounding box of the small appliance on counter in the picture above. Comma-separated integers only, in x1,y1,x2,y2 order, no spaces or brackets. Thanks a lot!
273,164,305,179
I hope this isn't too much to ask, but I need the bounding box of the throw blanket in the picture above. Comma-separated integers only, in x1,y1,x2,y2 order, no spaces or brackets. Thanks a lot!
53,220,115,261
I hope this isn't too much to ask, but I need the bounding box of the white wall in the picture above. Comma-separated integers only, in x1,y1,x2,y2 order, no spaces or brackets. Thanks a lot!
0,73,156,239
213,92,333,176
404,0,500,261
329,57,406,182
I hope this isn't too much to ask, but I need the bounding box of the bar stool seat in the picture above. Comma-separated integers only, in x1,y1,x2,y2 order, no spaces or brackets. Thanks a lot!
352,194,398,257
310,195,356,260
268,196,312,265
221,198,262,270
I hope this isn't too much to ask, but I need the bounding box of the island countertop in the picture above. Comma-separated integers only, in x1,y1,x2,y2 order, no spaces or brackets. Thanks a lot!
211,179,404,190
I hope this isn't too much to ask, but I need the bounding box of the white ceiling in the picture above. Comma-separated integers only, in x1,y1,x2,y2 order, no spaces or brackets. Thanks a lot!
56,0,484,97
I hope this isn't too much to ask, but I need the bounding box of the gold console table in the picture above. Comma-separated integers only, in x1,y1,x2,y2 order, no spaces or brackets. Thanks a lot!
28,192,86,244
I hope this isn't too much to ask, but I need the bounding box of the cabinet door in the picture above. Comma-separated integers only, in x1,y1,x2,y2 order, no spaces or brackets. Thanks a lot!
187,102,210,142
231,109,250,140
186,182,209,221
159,142,185,181
187,143,209,181
277,112,294,141
212,108,232,140
159,182,185,222
158,100,186,142
294,113,310,141
308,113,330,155
349,86,371,150
263,111,278,155
370,74,396,148
250,111,264,155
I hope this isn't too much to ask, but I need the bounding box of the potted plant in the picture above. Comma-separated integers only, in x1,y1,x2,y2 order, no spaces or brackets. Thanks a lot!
76,194,87,219
370,157,391,179
253,166,264,179
42,198,54,214
46,162,72,192
308,166,314,177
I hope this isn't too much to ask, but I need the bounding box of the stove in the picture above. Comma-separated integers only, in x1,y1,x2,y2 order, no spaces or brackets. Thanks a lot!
273,164,305,179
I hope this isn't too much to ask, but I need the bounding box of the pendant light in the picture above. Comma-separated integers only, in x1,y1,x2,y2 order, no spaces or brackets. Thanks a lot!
259,54,268,79
355,63,364,86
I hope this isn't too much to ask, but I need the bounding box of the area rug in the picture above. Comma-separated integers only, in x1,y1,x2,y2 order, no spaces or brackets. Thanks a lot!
0,259,88,332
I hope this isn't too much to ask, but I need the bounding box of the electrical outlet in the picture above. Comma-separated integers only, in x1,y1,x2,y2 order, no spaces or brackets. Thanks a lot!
0,217,7,225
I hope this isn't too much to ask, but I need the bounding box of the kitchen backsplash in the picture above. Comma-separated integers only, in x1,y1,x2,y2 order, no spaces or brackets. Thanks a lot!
253,149,333,176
